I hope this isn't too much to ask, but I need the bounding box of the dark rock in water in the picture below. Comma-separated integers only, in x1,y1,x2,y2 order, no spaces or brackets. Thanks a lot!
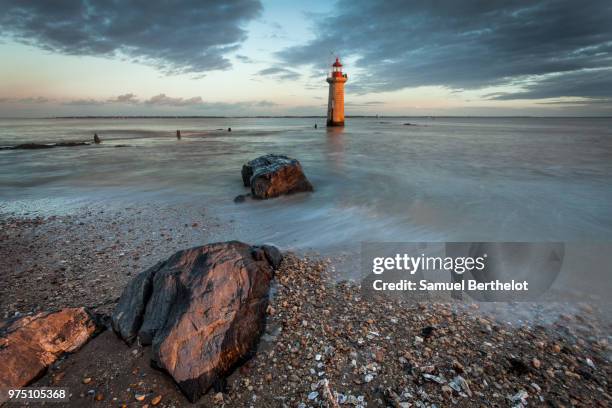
404,123,415,126
55,141,89,147
0,308,98,389
241,154,313,199
234,193,250,203
93,133,101,144
113,144,130,147
12,143,55,149
176,129,181,139
111,241,282,402
2,142,90,150
228,127,232,132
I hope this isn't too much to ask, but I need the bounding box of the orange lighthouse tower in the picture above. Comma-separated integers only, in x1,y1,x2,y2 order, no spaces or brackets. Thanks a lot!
326,57,348,127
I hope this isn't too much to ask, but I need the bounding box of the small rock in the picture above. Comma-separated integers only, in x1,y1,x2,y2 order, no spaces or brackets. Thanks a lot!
421,326,435,338
452,375,472,397
508,357,529,375
532,358,541,369
423,373,445,384
234,194,248,203
510,390,528,404
452,360,464,373
135,393,146,401
151,395,162,405
308,391,319,400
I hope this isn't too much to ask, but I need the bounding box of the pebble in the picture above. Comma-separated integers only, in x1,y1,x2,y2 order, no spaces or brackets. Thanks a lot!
423,373,445,384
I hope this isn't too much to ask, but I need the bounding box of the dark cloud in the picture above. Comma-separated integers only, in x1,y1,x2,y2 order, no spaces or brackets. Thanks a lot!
488,68,612,100
257,66,300,80
536,98,612,106
249,100,277,107
63,98,104,106
0,94,277,110
0,96,52,104
108,93,139,104
345,100,385,107
0,0,262,75
145,94,204,106
235,54,253,63
18,96,51,104
143,94,277,109
277,0,612,100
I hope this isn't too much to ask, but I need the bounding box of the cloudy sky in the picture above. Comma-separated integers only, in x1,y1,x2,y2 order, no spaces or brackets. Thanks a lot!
0,0,611,117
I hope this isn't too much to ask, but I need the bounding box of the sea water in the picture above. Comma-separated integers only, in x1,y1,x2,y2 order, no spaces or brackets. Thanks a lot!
1,116,611,251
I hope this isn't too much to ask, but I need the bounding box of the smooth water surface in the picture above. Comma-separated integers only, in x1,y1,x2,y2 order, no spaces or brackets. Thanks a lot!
1,117,611,253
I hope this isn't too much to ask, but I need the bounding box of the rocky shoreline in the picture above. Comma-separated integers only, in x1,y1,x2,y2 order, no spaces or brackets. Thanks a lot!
1,209,610,407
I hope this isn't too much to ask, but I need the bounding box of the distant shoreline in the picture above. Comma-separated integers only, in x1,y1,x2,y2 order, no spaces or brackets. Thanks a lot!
1,115,611,120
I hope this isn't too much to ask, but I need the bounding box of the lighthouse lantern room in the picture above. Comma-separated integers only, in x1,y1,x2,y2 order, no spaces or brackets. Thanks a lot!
326,57,348,127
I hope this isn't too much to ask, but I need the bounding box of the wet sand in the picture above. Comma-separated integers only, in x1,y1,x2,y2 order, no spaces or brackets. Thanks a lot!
1,209,610,407
0,205,229,318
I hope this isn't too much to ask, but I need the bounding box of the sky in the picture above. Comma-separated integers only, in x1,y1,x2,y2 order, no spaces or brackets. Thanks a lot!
0,0,611,117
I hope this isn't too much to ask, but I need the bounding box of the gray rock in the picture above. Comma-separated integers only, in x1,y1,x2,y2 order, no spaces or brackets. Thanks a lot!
241,154,313,199
111,241,282,402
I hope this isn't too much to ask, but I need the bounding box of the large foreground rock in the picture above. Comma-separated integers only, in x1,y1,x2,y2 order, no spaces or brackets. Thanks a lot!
241,154,313,199
111,241,282,402
0,308,97,388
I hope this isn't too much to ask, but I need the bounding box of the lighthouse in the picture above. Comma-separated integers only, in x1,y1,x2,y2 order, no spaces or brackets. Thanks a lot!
326,57,348,127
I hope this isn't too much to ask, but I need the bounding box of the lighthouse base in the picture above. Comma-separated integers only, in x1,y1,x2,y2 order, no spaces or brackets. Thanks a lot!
326,120,344,127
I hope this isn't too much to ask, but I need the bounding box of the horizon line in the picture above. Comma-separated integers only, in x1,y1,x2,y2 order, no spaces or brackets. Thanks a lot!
1,115,611,120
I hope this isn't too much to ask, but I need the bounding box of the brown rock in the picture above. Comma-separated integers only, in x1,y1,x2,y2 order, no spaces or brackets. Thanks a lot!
241,154,313,199
112,241,282,402
0,308,97,388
